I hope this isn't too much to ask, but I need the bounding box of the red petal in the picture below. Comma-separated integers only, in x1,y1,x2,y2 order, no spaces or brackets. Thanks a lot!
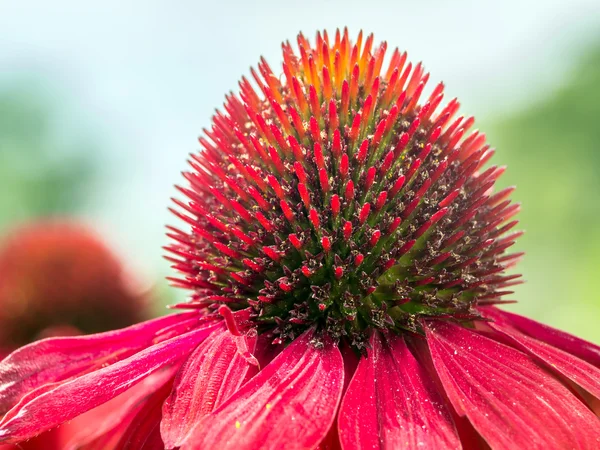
0,311,203,414
59,368,176,450
480,307,600,367
425,321,600,449
183,329,344,450
338,332,460,450
482,307,600,400
72,395,151,450
114,377,173,450
0,323,219,444
316,422,342,450
0,431,61,450
160,328,257,448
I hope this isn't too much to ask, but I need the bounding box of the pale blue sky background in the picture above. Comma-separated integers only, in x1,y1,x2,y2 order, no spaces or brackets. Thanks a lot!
1,0,599,304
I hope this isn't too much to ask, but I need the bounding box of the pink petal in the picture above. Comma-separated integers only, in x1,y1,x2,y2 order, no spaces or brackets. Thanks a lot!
0,323,219,444
113,377,173,450
75,398,151,450
160,327,257,448
482,307,600,367
338,332,460,450
425,321,600,449
482,307,600,401
60,367,177,450
183,329,344,450
0,311,204,414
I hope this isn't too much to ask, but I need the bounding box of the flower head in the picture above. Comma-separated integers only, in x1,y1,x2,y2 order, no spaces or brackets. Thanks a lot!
0,220,147,349
1,29,599,449
165,30,519,351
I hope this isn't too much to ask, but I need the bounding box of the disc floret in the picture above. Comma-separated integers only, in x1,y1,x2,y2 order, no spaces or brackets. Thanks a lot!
166,29,522,348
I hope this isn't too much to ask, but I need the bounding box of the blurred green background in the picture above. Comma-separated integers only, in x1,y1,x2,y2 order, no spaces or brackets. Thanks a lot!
483,44,600,340
0,1,599,341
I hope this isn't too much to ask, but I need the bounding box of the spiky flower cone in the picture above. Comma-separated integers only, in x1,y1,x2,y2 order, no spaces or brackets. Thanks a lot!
166,29,521,349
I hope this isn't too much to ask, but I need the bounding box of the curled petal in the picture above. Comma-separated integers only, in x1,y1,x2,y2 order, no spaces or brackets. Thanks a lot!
338,331,460,450
61,367,176,450
183,329,344,450
70,394,153,450
160,327,257,448
0,323,219,444
425,321,600,449
114,377,173,450
480,307,600,367
0,311,204,414
482,307,600,400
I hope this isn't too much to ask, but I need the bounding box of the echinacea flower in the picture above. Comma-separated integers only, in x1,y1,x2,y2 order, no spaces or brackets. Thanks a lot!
1,29,600,449
0,220,148,350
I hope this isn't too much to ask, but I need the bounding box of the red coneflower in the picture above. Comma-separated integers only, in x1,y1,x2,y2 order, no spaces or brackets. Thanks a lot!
0,220,148,350
1,29,599,449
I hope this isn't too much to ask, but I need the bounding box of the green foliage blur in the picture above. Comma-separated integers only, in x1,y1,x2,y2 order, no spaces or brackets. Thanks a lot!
485,43,600,341
0,80,96,229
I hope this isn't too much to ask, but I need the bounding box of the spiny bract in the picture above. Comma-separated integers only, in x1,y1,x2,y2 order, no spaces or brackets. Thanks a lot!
166,29,522,350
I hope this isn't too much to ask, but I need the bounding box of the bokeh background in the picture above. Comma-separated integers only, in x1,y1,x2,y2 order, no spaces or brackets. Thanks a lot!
1,0,599,340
